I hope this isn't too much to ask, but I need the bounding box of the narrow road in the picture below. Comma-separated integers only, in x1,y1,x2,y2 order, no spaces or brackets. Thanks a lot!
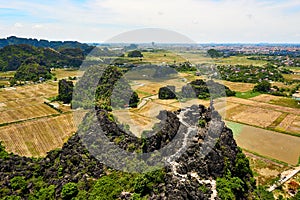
267,166,300,192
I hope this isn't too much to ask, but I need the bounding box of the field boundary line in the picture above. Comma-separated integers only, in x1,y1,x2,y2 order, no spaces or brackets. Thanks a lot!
0,111,72,128
225,119,300,138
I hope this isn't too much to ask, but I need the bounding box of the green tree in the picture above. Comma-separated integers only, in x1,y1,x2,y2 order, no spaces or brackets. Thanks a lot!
14,63,52,82
58,79,74,104
129,91,140,108
207,49,223,58
253,80,271,93
128,50,143,58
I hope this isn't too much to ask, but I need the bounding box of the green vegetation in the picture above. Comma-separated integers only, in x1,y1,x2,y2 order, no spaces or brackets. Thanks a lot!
129,91,140,108
128,50,143,58
253,81,271,93
10,176,27,191
12,63,52,83
253,186,275,200
217,152,256,200
226,121,243,137
72,65,140,110
182,79,236,99
217,174,244,200
158,86,177,99
269,97,300,109
0,44,85,72
235,91,261,99
61,182,78,200
217,64,285,83
87,169,165,200
0,36,93,53
207,49,223,58
170,61,196,72
198,119,206,128
0,142,9,159
58,79,74,104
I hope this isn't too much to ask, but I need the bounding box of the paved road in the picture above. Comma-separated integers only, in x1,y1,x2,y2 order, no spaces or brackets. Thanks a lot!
267,166,300,192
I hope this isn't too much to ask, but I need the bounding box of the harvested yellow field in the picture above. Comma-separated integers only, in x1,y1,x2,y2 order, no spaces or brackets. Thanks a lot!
112,110,158,137
228,106,282,128
0,82,57,102
0,104,59,124
250,94,283,103
226,97,300,115
52,68,84,79
216,102,240,119
276,114,298,133
286,116,300,135
216,80,255,92
140,51,187,64
0,113,76,157
0,97,44,111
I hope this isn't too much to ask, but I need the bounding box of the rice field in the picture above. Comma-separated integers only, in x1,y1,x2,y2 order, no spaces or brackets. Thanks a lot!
52,68,84,80
0,82,60,125
0,104,59,124
231,122,300,165
0,113,76,157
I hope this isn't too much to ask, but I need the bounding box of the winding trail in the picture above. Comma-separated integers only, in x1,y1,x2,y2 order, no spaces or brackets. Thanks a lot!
166,107,218,200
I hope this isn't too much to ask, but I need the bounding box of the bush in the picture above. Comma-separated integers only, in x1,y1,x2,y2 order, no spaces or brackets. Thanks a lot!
10,176,27,191
61,182,78,200
198,119,206,128
32,185,56,200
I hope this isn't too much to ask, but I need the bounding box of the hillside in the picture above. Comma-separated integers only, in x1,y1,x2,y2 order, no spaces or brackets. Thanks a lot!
0,104,258,199
0,36,93,54
0,44,86,72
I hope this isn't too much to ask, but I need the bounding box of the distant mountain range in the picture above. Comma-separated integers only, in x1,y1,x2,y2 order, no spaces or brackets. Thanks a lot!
0,36,94,54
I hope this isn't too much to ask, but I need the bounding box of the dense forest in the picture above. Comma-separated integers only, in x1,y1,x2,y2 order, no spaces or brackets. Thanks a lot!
0,44,86,72
0,36,93,54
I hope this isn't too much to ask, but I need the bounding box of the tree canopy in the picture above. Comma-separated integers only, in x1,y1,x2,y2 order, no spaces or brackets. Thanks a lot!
58,79,74,104
128,50,143,58
207,49,223,58
253,80,271,93
13,63,52,82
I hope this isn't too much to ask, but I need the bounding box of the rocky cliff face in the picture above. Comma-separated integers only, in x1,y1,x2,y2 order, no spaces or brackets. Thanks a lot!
0,104,254,199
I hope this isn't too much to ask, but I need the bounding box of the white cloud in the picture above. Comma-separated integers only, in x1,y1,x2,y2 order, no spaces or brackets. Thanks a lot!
0,0,300,43
13,22,23,28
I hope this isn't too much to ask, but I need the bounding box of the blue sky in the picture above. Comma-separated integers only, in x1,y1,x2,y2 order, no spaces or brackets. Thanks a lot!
0,0,300,43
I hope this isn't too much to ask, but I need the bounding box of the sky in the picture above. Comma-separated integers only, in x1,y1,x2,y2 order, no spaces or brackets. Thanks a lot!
0,0,300,43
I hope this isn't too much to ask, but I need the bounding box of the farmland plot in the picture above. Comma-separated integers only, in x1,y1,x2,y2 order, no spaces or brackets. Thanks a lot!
0,113,76,157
